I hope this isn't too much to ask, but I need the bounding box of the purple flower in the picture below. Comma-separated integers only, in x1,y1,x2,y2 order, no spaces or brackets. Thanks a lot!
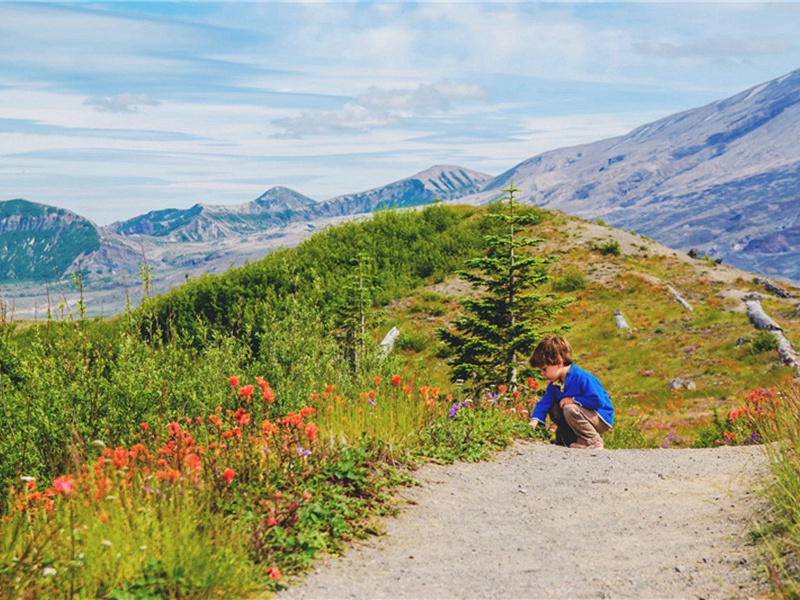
297,446,312,456
448,402,460,418
368,398,376,406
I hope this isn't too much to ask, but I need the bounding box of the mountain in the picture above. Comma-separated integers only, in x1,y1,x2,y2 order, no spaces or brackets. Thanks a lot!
0,199,101,282
105,187,318,243
312,165,492,218
103,165,490,245
466,68,800,281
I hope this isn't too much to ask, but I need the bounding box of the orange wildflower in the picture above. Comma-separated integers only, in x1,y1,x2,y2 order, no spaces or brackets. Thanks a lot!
222,468,235,485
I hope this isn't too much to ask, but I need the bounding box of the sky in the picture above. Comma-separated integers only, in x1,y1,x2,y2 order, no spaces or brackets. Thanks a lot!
2,1,800,226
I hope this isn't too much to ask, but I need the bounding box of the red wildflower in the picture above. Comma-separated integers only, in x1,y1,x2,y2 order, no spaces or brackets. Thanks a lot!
52,475,74,496
167,421,182,438
233,407,251,426
303,491,312,501
268,567,281,581
373,376,382,387
262,420,279,436
498,384,508,395
184,453,202,473
526,377,534,388
240,385,255,399
391,375,401,386
229,375,240,388
222,468,235,485
305,423,318,443
326,384,335,393
140,422,149,432
262,387,275,403
267,516,278,527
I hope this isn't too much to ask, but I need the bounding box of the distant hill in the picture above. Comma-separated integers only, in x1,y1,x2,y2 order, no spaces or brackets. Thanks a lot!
466,68,800,282
0,199,100,282
105,187,318,243
104,165,491,243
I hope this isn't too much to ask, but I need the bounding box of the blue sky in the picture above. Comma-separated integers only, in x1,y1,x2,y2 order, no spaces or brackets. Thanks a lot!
2,1,800,225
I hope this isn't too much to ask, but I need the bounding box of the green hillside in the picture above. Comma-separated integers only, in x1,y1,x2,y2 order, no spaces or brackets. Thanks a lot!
0,199,101,282
2,201,799,597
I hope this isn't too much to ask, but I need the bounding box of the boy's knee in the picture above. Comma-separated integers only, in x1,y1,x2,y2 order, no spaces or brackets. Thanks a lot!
563,403,582,419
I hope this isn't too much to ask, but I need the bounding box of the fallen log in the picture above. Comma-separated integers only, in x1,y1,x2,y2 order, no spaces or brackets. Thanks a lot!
744,293,781,331
743,293,800,373
667,284,693,311
614,309,630,331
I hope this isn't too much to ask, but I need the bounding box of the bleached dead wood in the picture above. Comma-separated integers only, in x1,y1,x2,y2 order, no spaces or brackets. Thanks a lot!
744,293,782,331
743,293,800,373
380,326,400,356
667,285,693,311
614,310,630,331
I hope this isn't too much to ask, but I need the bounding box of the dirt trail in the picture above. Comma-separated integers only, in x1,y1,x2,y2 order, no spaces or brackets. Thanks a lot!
278,442,769,599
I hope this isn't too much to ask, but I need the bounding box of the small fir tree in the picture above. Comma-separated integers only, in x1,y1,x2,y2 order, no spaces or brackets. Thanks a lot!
333,252,381,372
437,183,570,388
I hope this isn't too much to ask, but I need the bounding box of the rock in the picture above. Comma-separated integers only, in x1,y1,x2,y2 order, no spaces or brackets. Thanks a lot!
755,277,791,299
669,377,696,390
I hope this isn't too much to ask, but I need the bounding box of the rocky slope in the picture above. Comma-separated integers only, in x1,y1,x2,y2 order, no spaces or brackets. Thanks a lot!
465,68,800,281
0,199,101,282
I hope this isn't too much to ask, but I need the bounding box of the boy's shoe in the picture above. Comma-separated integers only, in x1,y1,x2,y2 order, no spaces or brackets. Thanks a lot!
569,439,604,450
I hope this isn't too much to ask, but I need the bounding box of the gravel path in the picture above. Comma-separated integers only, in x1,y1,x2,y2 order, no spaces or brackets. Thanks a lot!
278,442,770,599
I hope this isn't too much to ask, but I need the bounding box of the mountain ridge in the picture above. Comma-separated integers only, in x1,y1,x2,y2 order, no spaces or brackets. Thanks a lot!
2,68,800,314
462,67,800,280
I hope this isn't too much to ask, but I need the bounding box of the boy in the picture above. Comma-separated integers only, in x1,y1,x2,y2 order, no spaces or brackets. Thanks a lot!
528,335,614,449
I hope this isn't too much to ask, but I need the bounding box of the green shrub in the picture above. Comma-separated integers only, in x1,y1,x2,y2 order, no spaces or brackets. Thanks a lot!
552,271,587,292
751,330,779,354
395,330,430,353
594,239,621,256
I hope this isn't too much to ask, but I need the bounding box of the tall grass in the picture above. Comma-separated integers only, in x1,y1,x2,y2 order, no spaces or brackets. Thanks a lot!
758,382,800,596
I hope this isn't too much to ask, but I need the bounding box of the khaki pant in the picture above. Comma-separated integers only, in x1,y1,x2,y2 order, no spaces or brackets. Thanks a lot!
548,402,610,446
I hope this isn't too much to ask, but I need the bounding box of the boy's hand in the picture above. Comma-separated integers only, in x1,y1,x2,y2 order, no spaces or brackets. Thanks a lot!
560,397,575,408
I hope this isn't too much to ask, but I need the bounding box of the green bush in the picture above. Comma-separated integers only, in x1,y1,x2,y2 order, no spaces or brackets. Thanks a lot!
552,270,587,292
751,330,779,354
395,330,430,353
594,239,621,256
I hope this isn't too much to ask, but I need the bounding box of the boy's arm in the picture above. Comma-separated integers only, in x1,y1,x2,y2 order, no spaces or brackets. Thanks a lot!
529,385,556,425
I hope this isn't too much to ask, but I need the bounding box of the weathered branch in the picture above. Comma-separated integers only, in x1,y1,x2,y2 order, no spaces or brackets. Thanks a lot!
667,285,693,311
743,293,800,373
614,309,629,331
744,293,781,331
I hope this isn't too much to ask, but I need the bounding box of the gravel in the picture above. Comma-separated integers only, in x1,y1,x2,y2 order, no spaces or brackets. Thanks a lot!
278,442,770,599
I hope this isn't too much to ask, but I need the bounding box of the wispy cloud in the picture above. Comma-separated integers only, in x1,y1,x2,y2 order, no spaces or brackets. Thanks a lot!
84,93,161,114
634,38,792,59
274,81,487,136
2,2,800,224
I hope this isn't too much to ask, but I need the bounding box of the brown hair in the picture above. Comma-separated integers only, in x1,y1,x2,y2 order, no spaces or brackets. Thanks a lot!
530,335,573,368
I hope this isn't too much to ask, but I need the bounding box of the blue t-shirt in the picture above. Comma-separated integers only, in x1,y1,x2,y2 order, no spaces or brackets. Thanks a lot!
530,363,614,427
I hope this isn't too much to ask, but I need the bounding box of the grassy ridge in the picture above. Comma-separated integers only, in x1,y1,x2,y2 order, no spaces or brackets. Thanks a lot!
1,202,799,596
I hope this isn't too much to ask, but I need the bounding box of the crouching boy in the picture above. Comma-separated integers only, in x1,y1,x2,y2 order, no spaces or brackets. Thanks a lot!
529,335,614,449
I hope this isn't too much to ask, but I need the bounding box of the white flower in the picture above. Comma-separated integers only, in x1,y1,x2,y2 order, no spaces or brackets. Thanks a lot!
42,567,57,577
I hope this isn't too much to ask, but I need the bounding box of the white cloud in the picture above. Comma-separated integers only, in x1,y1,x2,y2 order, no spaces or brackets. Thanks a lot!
84,94,162,114
274,81,487,136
